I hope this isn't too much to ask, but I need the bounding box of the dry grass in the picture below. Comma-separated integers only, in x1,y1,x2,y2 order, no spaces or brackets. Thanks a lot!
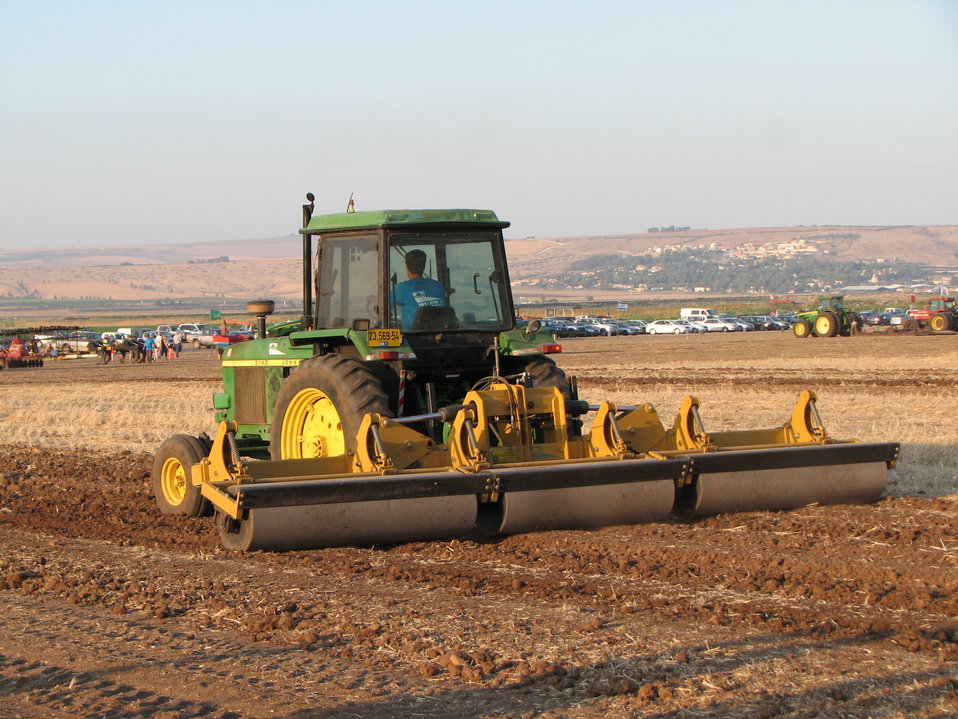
0,381,220,452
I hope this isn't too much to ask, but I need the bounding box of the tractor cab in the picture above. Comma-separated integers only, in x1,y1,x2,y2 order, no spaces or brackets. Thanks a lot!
308,210,514,335
929,297,956,312
817,295,845,313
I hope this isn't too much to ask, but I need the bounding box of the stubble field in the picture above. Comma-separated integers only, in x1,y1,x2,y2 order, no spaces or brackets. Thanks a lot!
0,331,955,718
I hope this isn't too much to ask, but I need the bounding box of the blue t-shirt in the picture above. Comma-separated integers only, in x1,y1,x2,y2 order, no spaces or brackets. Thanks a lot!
394,277,447,330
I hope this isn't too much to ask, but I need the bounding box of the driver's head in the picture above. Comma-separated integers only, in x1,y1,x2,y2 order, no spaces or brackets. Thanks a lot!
405,249,427,276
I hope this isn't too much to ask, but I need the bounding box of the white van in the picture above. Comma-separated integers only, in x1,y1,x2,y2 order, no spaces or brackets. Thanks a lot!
680,308,716,319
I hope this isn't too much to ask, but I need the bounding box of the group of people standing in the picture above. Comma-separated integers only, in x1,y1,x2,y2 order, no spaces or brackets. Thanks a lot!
97,331,183,364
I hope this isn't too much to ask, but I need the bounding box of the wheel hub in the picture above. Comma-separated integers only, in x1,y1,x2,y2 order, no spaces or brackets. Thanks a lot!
160,457,187,505
282,388,345,458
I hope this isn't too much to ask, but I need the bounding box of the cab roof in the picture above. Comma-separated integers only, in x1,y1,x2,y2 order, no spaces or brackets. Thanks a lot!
301,209,510,234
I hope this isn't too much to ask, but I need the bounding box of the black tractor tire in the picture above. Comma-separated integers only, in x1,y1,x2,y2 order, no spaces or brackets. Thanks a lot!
930,312,953,332
153,434,212,517
814,312,839,338
793,320,812,338
269,354,391,460
516,356,580,435
519,356,573,399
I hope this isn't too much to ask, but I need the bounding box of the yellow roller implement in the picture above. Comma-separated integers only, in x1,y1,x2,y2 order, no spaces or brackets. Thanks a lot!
180,384,897,551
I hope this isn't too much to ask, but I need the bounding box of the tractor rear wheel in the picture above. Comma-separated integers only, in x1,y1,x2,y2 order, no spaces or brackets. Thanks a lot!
269,354,391,460
153,434,212,517
793,319,812,338
518,356,572,398
930,313,953,332
814,312,839,337
511,356,580,435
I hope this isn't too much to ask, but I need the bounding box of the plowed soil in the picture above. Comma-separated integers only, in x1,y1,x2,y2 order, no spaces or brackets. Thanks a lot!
1,332,956,718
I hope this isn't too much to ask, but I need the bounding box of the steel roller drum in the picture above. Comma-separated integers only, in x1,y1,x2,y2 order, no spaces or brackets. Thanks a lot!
477,479,676,536
686,461,889,516
218,495,477,551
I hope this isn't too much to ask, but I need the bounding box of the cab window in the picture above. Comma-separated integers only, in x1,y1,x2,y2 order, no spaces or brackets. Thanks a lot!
387,232,511,332
316,234,380,329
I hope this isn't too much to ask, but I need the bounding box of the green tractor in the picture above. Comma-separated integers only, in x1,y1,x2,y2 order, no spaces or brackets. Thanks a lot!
208,196,567,461
792,295,860,338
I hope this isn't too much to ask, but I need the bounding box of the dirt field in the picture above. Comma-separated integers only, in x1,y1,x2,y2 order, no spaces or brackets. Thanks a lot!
0,332,956,717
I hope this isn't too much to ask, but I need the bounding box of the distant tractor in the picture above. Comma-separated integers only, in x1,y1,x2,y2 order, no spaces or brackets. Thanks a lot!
907,297,958,332
792,295,860,338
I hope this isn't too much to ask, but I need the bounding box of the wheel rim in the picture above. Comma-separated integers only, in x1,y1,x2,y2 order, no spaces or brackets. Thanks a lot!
281,388,345,458
815,316,832,335
796,323,807,337
160,456,188,506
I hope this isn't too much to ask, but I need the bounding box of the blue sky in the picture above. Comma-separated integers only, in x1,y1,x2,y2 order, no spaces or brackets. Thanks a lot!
1,0,956,249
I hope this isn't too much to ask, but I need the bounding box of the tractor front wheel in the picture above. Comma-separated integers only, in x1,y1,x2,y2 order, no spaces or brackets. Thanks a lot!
153,434,212,517
793,319,812,338
269,354,391,460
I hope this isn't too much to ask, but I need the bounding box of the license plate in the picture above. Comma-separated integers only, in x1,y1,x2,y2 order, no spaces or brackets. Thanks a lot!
368,328,402,347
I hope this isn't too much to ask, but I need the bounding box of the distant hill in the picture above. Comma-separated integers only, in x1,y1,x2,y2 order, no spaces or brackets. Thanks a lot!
1,225,955,303
0,235,300,268
503,225,958,282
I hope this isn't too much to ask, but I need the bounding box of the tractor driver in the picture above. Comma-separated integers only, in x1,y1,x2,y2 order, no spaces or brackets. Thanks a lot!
393,249,448,330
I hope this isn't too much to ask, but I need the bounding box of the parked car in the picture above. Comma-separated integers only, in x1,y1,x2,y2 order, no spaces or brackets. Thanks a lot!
612,321,643,335
758,315,790,330
672,319,703,333
723,315,754,331
743,315,778,331
684,319,710,333
177,323,212,339
858,310,886,326
576,317,618,336
541,320,571,338
699,318,741,332
882,309,908,325
646,320,690,335
622,320,647,334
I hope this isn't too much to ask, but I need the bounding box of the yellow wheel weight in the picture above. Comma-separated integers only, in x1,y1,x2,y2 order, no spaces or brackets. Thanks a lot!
280,388,345,458
160,456,188,507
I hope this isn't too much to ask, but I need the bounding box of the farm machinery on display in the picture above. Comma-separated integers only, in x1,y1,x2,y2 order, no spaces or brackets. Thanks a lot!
792,295,861,338
0,327,75,367
907,296,958,332
153,196,899,551
0,338,43,368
